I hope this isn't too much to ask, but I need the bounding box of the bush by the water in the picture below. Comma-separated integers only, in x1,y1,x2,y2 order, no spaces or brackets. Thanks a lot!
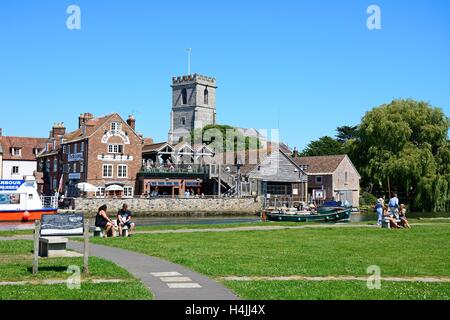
360,192,377,206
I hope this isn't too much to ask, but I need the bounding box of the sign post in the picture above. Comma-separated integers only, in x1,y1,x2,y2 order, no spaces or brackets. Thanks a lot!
32,220,41,274
83,219,89,274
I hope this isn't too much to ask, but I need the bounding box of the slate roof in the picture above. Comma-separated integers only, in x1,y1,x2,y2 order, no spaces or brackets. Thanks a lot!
291,155,347,174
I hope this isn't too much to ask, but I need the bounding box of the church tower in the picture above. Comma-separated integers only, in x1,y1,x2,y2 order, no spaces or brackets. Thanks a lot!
168,74,217,144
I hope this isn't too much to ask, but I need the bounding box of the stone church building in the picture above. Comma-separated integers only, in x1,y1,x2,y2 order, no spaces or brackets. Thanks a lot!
168,74,217,144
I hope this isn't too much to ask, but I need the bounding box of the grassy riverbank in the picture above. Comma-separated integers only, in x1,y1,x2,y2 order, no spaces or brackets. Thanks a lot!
0,240,152,300
90,223,450,300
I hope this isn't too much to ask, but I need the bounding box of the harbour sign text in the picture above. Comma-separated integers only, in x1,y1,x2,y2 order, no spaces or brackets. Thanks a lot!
0,180,25,191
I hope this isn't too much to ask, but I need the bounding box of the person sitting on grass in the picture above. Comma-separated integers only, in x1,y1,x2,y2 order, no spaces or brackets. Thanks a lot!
117,204,135,237
399,204,411,229
383,205,400,229
95,205,116,238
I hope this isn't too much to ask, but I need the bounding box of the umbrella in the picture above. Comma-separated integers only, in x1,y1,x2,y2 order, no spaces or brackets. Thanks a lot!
76,183,98,192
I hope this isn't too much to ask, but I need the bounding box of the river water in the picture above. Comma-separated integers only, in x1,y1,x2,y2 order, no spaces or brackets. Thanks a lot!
0,211,448,231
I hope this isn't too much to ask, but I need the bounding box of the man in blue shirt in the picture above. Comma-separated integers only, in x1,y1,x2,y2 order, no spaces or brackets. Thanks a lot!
388,193,399,217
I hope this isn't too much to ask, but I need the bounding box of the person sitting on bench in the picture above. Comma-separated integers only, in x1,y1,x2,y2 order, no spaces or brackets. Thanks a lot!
117,204,135,237
95,205,116,238
399,204,411,229
383,206,400,229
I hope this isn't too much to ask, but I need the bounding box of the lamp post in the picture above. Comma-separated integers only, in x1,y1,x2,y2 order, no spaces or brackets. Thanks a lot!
236,159,242,198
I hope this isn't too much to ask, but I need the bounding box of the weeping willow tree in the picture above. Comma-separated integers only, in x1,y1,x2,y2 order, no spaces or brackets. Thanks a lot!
348,99,450,212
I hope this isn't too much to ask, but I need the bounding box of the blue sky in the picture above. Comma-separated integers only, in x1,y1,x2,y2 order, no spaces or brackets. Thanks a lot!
0,0,449,149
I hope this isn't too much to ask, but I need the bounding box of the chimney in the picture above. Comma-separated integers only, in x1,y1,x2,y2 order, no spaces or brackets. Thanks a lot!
293,147,298,158
79,113,94,128
127,115,136,131
51,122,66,138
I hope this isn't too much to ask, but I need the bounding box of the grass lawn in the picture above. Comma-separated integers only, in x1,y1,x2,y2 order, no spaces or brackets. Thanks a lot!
90,224,450,300
0,240,152,300
225,280,450,300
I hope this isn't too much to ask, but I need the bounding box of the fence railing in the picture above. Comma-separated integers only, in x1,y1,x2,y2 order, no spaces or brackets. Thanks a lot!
41,196,58,209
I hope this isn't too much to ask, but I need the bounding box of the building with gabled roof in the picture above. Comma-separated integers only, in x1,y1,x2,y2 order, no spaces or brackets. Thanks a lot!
0,131,47,193
291,154,361,207
37,113,145,198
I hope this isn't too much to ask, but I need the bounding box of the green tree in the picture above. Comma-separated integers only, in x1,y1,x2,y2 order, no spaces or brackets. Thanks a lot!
336,125,358,143
299,136,344,157
188,124,262,152
349,99,450,212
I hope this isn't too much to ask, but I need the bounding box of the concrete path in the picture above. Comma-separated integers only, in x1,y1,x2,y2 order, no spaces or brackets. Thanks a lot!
66,241,238,300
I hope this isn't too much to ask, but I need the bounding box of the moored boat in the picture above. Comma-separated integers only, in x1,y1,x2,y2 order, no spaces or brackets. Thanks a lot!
0,177,58,222
264,208,352,223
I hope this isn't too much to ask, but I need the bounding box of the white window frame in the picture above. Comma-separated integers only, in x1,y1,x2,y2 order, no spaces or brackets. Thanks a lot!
123,186,133,198
53,160,58,173
81,141,85,152
108,144,124,154
103,164,113,178
111,122,122,133
95,187,106,198
62,145,67,154
74,143,78,154
117,165,128,178
12,148,22,156
80,161,84,173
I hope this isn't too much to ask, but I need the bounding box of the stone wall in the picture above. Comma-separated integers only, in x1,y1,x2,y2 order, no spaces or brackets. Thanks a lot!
71,197,263,217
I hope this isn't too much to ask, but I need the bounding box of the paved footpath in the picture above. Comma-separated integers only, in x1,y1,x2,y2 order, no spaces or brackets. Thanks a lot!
0,236,237,300
67,241,238,300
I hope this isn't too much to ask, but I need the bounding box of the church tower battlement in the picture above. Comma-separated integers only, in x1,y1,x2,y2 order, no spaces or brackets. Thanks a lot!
168,74,217,144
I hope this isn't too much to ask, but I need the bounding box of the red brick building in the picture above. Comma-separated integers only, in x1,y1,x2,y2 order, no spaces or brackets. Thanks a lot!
38,113,144,198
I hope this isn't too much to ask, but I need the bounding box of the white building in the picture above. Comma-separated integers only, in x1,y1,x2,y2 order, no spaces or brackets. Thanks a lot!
0,134,47,180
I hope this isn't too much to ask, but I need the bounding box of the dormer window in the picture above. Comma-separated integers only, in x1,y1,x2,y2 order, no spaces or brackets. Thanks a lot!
11,148,22,156
204,88,209,105
111,122,122,133
33,148,42,156
181,88,188,105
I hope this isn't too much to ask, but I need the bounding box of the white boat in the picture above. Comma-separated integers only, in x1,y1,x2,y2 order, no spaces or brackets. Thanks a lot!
0,176,58,222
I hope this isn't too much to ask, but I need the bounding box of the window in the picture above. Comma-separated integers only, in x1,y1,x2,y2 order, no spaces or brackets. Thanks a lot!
117,165,128,178
344,171,349,185
204,88,209,105
12,166,19,175
181,88,187,105
73,163,77,173
33,148,42,155
67,145,71,154
124,187,133,198
316,176,323,184
53,160,58,173
103,165,113,178
96,187,105,198
81,141,85,152
74,143,78,154
111,122,122,132
108,144,124,154
181,117,186,126
62,145,67,154
11,148,22,156
80,162,84,173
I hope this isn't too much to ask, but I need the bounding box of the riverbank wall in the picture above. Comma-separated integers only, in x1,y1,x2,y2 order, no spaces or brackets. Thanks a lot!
68,197,263,217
